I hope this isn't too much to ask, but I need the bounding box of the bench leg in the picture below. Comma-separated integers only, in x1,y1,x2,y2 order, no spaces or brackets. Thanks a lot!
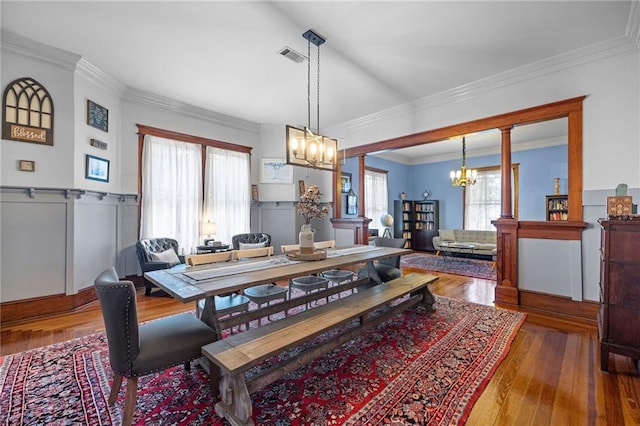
418,285,436,313
215,373,254,426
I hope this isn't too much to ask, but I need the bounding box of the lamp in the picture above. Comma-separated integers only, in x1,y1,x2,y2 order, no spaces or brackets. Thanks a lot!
286,29,338,171
450,137,477,187
202,221,217,246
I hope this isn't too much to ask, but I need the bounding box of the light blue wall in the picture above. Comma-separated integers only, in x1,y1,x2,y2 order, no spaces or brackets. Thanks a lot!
344,144,568,229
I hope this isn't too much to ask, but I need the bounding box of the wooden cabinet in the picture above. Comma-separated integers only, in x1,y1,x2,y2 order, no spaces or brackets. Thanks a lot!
393,200,439,251
546,194,568,221
598,219,640,372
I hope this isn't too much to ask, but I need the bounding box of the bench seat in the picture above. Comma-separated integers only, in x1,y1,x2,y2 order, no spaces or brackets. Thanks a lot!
202,272,438,426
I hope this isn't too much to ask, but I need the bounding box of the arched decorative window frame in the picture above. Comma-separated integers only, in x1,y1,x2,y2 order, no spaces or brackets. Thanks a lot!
2,77,54,146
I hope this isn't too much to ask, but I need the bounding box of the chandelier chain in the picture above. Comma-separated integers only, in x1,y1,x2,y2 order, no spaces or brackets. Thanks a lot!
307,38,311,130
317,42,320,133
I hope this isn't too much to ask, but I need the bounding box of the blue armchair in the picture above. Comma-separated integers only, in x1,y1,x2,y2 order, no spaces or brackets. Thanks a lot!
136,237,182,296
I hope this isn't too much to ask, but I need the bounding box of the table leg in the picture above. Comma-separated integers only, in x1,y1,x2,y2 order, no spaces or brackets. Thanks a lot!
201,296,223,341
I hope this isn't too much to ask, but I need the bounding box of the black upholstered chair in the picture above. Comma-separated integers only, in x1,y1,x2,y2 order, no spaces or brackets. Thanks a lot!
358,237,406,283
231,233,271,250
136,237,182,295
94,268,216,426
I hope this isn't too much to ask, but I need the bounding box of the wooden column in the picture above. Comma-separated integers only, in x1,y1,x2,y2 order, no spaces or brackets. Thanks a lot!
500,126,513,219
333,160,342,219
358,154,366,217
492,218,519,307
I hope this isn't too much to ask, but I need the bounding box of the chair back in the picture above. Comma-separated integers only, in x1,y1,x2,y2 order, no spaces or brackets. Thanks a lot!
185,250,234,266
374,237,406,268
281,240,335,254
231,233,271,250
94,267,139,376
235,246,274,259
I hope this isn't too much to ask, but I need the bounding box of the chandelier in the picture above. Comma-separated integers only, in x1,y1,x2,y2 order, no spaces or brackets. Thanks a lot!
286,29,337,171
450,137,477,187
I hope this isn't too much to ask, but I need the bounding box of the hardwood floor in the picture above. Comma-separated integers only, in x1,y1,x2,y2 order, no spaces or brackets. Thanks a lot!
2,269,639,425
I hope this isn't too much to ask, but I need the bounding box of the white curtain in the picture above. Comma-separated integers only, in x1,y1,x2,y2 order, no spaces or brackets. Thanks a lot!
203,146,251,244
464,169,501,230
364,169,388,231
140,134,202,253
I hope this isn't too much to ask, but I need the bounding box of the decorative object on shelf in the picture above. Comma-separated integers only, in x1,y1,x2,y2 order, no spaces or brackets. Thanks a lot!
202,220,217,246
347,188,358,215
298,180,306,196
400,192,406,200
3,77,54,146
607,196,633,217
381,214,394,238
296,184,329,254
285,29,337,171
85,154,110,182
17,159,35,172
260,158,293,184
341,172,352,193
90,138,108,150
87,99,108,132
450,136,477,187
251,184,259,202
554,177,560,195
423,190,430,200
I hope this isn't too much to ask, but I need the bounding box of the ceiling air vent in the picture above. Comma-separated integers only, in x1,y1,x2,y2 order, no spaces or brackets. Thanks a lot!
279,46,306,63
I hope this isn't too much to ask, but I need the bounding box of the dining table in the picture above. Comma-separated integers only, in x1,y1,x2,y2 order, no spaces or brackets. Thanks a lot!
144,245,415,334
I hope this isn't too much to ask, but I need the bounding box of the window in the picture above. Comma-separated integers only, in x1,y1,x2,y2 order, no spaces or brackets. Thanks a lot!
364,168,388,230
464,164,519,230
137,125,252,253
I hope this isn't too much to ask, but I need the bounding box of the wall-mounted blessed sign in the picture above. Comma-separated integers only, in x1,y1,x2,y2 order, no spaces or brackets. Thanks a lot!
2,77,54,146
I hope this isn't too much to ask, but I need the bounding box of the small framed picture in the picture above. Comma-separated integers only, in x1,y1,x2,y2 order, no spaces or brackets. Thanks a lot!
298,180,306,196
18,160,35,172
251,184,259,202
341,172,352,193
87,100,109,132
85,154,110,182
260,158,293,184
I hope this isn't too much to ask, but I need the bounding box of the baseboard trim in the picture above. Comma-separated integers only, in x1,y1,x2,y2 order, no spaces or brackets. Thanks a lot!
519,289,599,326
1,274,145,324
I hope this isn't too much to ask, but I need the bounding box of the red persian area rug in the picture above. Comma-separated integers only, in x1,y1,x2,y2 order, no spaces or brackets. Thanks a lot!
0,296,524,425
401,253,497,281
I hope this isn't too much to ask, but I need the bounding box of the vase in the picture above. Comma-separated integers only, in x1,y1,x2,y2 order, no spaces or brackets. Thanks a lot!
299,223,315,255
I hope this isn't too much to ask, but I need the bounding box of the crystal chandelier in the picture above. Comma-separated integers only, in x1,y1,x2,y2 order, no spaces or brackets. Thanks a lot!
286,29,337,171
450,137,477,187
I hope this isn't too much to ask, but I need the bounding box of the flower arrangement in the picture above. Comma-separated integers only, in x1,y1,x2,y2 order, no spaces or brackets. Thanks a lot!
297,184,329,224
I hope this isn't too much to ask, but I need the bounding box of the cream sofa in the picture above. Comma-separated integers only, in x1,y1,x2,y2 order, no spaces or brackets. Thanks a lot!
432,229,497,257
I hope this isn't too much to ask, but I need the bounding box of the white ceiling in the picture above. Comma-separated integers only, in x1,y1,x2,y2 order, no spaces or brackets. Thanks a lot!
1,1,634,162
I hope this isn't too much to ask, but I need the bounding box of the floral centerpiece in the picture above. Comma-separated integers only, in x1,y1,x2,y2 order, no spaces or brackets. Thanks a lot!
296,184,329,254
297,184,329,224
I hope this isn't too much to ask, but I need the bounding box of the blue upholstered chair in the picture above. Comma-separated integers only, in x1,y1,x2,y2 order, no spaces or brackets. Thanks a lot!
135,237,182,296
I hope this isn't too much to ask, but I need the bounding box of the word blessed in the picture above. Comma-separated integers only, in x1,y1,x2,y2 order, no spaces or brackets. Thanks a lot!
11,124,47,143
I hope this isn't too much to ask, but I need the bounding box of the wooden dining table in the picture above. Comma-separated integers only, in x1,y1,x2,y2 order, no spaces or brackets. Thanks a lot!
144,245,418,334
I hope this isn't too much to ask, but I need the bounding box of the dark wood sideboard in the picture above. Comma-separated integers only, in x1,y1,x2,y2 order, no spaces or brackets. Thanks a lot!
599,218,640,372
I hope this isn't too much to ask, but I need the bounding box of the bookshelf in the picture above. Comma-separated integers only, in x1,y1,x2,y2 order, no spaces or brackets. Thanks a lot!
546,194,568,221
393,199,439,251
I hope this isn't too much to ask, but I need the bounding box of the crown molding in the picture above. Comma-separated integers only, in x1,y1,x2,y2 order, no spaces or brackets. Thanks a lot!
123,88,260,134
627,0,640,47
330,34,639,138
376,135,568,166
1,30,80,71
75,59,126,95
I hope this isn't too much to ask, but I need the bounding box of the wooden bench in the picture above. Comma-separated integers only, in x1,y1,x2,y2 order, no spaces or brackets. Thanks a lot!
202,272,438,426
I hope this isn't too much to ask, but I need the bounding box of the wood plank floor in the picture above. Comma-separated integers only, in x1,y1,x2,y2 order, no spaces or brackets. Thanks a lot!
2,268,639,425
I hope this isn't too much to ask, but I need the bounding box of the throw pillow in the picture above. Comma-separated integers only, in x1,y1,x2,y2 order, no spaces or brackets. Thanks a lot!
150,248,181,267
438,229,455,241
239,241,267,249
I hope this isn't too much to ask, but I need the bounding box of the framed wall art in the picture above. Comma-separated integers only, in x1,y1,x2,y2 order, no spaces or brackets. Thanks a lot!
341,172,352,193
18,160,35,172
260,158,293,184
85,154,110,182
87,99,108,132
3,77,54,145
